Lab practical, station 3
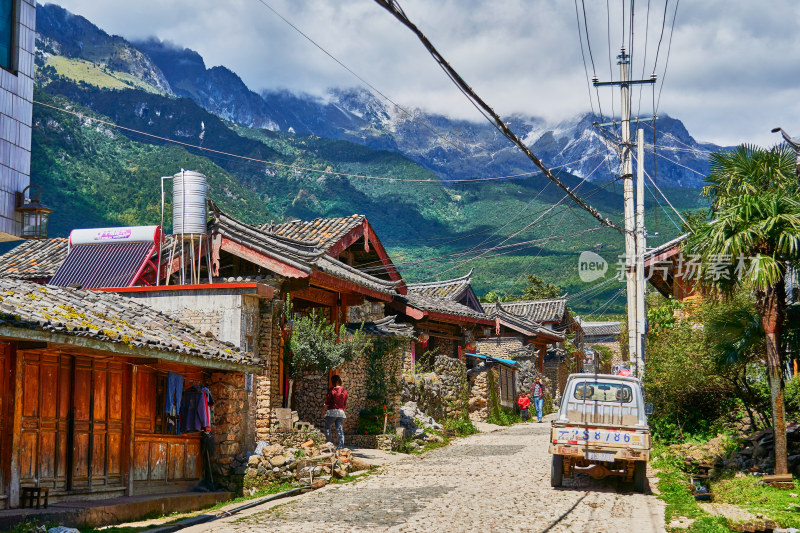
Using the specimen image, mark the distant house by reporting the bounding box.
[577,319,622,368]
[643,234,694,301]
[481,297,582,397]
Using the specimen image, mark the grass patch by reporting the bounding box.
[712,475,800,528]
[44,56,165,94]
[651,443,731,532]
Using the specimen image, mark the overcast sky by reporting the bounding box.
[47,0,800,146]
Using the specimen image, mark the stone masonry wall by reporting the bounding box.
[347,301,385,323]
[467,363,490,420]
[467,364,509,421]
[293,339,406,440]
[209,371,248,493]
[401,354,468,422]
[255,298,284,443]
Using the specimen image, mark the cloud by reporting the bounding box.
[45,0,800,146]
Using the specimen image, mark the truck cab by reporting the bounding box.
[549,373,651,492]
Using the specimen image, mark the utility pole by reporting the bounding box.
[593,49,656,378]
[636,128,646,378]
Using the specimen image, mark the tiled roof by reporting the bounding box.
[489,306,564,341]
[400,292,491,322]
[0,279,257,369]
[643,233,689,261]
[482,298,567,324]
[210,202,399,295]
[0,238,68,280]
[262,215,365,251]
[346,315,414,337]
[406,269,474,300]
[580,321,621,337]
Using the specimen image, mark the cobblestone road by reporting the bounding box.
[188,421,665,533]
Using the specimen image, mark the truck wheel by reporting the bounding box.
[633,461,647,493]
[551,454,563,487]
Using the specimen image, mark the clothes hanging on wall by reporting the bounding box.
[180,386,207,433]
[165,372,184,415]
[200,387,214,431]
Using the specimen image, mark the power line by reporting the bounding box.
[250,0,468,157]
[372,0,622,234]
[656,0,680,113]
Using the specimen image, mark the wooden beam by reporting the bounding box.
[310,271,392,301]
[15,341,47,350]
[126,365,137,496]
[0,326,261,373]
[220,237,310,279]
[292,286,338,307]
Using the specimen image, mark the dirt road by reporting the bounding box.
[185,419,665,533]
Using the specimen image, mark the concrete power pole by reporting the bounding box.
[618,51,637,371]
[593,49,655,377]
[636,129,646,377]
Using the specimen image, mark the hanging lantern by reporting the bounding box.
[418,331,429,349]
[16,185,52,240]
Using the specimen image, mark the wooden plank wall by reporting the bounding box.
[2,346,209,505]
[132,365,204,492]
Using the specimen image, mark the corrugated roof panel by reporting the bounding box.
[49,242,156,289]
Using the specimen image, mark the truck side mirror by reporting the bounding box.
[645,402,654,416]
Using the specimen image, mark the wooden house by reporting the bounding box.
[400,272,494,370]
[0,279,257,509]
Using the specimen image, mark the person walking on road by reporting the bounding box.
[517,391,531,422]
[531,377,545,423]
[323,375,347,448]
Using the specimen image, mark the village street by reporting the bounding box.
[186,418,665,533]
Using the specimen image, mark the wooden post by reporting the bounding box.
[538,344,546,374]
[8,345,22,508]
[127,365,137,496]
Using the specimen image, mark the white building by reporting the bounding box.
[0,0,36,241]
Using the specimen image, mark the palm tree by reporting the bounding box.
[687,144,800,475]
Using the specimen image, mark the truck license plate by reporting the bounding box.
[586,451,616,462]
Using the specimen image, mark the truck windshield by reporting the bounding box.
[573,381,633,403]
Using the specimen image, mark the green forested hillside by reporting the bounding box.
[30,81,705,314]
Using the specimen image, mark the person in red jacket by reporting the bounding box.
[322,375,348,448]
[517,391,531,422]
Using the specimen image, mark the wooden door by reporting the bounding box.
[71,356,125,490]
[19,351,71,492]
[0,343,9,500]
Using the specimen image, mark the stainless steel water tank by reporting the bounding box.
[172,170,207,235]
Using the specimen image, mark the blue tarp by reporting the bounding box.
[465,352,519,368]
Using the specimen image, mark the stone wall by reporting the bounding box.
[209,371,249,493]
[467,363,491,420]
[347,301,385,323]
[255,298,284,443]
[401,354,468,422]
[292,338,406,437]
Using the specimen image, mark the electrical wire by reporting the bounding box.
[372,0,622,234]
[34,99,599,185]
[655,0,680,113]
[250,0,468,157]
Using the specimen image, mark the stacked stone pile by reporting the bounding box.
[670,425,800,476]
[398,401,445,450]
[244,440,370,491]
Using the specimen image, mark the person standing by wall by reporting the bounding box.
[323,375,348,448]
[517,391,531,422]
[531,377,545,423]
